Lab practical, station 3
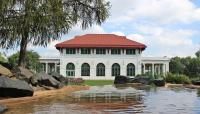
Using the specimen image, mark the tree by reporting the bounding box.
[169,57,184,74]
[0,0,110,67]
[187,58,200,77]
[196,50,200,57]
[8,50,41,71]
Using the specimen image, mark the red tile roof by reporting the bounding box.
[55,34,146,50]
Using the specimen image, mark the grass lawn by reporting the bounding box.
[83,80,114,86]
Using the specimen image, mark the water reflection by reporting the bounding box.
[4,84,200,114]
[72,85,144,104]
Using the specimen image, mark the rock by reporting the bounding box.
[192,80,200,85]
[0,104,7,113]
[114,75,130,84]
[130,76,151,85]
[0,65,13,77]
[36,72,64,89]
[0,62,12,70]
[153,79,165,86]
[0,76,34,97]
[50,72,68,84]
[12,67,34,83]
[30,76,38,86]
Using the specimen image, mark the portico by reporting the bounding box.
[39,57,60,74]
[142,57,169,77]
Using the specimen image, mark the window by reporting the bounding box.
[81,63,90,76]
[96,63,105,76]
[111,49,121,55]
[66,48,76,54]
[66,63,75,76]
[81,48,91,54]
[112,63,120,76]
[96,48,106,54]
[127,63,135,76]
[126,49,136,55]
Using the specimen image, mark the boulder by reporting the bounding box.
[0,76,34,97]
[12,67,34,83]
[153,79,165,86]
[192,80,200,85]
[50,72,68,84]
[0,65,13,77]
[0,62,12,70]
[130,76,151,85]
[0,104,7,114]
[30,76,38,86]
[114,75,130,84]
[36,72,64,89]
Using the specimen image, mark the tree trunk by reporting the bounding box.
[18,34,28,67]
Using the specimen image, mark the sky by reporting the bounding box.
[2,0,200,58]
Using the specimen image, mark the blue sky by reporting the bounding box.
[2,0,200,58]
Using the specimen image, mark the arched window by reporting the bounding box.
[112,63,120,76]
[127,63,135,76]
[96,63,105,76]
[66,63,75,76]
[81,63,90,76]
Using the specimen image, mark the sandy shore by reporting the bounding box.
[0,85,89,107]
[165,83,200,89]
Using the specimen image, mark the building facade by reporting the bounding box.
[40,34,170,80]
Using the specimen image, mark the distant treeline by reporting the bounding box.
[170,50,200,78]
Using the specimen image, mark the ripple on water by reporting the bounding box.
[4,85,200,114]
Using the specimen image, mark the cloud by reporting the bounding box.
[111,31,125,36]
[127,34,146,44]
[126,25,198,57]
[108,0,200,24]
[36,25,106,57]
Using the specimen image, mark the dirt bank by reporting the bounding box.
[0,85,89,107]
[165,83,200,89]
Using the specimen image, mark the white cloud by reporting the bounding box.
[108,0,200,24]
[135,25,198,57]
[37,25,106,57]
[127,34,146,44]
[111,31,125,36]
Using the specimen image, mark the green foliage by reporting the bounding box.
[0,53,7,63]
[154,74,164,79]
[8,50,42,71]
[196,50,200,57]
[0,0,110,48]
[169,57,184,74]
[170,56,200,78]
[165,73,191,84]
[0,0,110,66]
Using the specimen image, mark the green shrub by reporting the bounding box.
[165,73,191,84]
[154,74,164,79]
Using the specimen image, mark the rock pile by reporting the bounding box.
[0,65,68,98]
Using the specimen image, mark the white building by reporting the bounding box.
[40,34,170,80]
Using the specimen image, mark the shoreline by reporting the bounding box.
[165,83,200,89]
[0,85,89,107]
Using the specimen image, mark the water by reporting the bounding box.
[4,85,200,114]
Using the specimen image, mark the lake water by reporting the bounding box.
[4,84,200,114]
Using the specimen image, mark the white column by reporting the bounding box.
[162,63,165,76]
[143,63,146,74]
[152,63,154,78]
[166,63,169,72]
